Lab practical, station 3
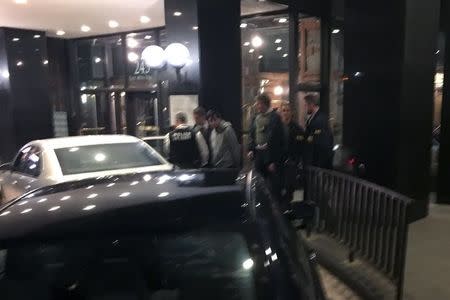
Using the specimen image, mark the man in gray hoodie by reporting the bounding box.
[206,110,241,168]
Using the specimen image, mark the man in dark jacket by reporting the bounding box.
[207,110,241,168]
[248,93,284,199]
[164,112,209,169]
[303,94,334,169]
[193,106,211,142]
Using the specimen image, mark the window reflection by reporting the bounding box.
[126,31,158,89]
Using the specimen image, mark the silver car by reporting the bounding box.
[0,135,172,204]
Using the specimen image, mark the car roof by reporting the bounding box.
[29,135,142,150]
[0,170,246,242]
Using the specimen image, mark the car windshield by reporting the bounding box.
[0,232,256,300]
[54,142,166,175]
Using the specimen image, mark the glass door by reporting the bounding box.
[127,92,159,137]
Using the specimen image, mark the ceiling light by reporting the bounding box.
[108,20,119,28]
[173,11,182,17]
[276,46,282,51]
[251,36,263,48]
[243,42,250,46]
[278,18,288,23]
[12,38,20,42]
[274,85,284,96]
[33,34,41,39]
[128,52,139,62]
[144,35,152,40]
[94,57,102,63]
[14,0,27,4]
[56,30,65,36]
[240,23,248,28]
[16,61,23,67]
[249,48,255,53]
[192,26,198,30]
[43,59,48,65]
[81,25,91,32]
[140,16,151,23]
[274,39,282,44]
[127,38,139,48]
[258,55,263,59]
[283,53,288,58]
[332,29,340,34]
[1,71,10,79]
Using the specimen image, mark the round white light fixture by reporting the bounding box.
[144,35,152,40]
[274,86,284,96]
[140,16,151,23]
[251,36,263,48]
[142,45,166,69]
[33,34,41,39]
[1,71,10,79]
[127,38,139,48]
[94,57,102,63]
[240,23,248,28]
[81,25,91,32]
[276,46,282,51]
[243,42,250,46]
[332,29,340,34]
[242,258,254,270]
[249,48,255,53]
[43,59,49,65]
[12,37,20,42]
[128,52,139,62]
[283,53,288,58]
[108,20,119,28]
[165,43,190,68]
[16,60,23,67]
[258,55,263,59]
[173,11,182,17]
[56,30,65,36]
[274,38,282,44]
[278,18,288,23]
[192,26,198,31]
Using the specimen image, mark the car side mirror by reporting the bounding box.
[0,163,12,172]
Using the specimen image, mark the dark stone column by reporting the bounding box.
[164,0,242,136]
[0,28,53,162]
[437,0,450,204]
[343,0,440,219]
[197,0,242,136]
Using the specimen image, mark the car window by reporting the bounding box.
[54,142,166,175]
[12,146,42,177]
[0,232,257,300]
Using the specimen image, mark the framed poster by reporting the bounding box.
[169,95,199,126]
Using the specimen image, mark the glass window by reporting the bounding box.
[241,14,290,132]
[0,232,256,300]
[12,146,41,177]
[77,35,125,90]
[54,142,166,175]
[298,16,321,86]
[126,31,159,89]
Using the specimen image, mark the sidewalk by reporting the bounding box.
[403,204,450,300]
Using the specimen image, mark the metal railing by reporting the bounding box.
[305,167,413,300]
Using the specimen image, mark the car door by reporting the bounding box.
[0,146,43,204]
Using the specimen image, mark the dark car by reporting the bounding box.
[0,170,324,300]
